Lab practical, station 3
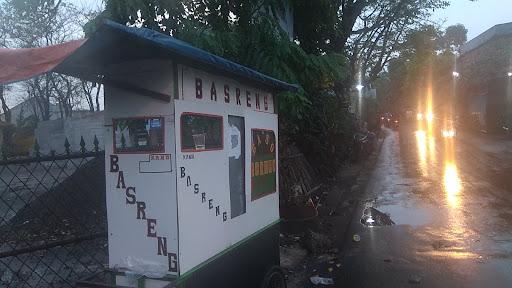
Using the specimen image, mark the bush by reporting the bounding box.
[288,92,356,176]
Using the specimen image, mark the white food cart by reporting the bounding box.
[52,21,297,288]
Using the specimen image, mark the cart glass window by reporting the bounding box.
[251,129,276,201]
[181,113,223,151]
[113,117,164,153]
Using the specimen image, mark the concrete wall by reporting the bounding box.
[1,99,60,125]
[34,111,104,154]
[459,36,512,85]
[459,35,512,130]
[466,94,487,130]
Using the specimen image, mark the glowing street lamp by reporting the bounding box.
[452,71,460,78]
[356,84,364,91]
[426,112,434,123]
[507,72,512,77]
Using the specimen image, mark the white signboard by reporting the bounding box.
[179,65,276,113]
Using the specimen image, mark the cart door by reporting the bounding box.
[175,100,231,273]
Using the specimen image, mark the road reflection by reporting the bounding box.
[414,129,438,177]
[415,128,462,207]
[415,130,428,175]
[439,159,474,259]
[442,136,460,206]
[428,136,437,166]
[444,162,461,208]
[413,128,475,260]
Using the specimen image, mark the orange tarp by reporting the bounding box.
[0,39,86,85]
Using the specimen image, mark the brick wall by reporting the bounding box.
[458,35,512,131]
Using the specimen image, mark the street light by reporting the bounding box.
[356,84,364,91]
[507,72,512,77]
[452,71,460,78]
[426,112,434,123]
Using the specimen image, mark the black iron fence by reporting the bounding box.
[0,137,107,287]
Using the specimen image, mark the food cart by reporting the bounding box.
[30,21,297,287]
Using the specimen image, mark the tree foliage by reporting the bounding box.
[377,24,468,113]
[0,0,80,47]
[440,24,467,50]
[104,0,345,125]
[100,0,452,169]
[348,0,449,85]
[101,0,354,170]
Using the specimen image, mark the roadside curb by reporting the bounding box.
[336,131,387,254]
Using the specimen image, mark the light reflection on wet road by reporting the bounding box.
[338,126,512,287]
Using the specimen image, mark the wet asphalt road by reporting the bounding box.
[337,126,512,287]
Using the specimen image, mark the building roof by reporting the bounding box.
[0,20,298,93]
[461,22,512,55]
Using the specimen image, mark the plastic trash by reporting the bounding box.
[408,275,422,284]
[123,256,168,279]
[310,276,334,285]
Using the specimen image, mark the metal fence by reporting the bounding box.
[0,137,107,287]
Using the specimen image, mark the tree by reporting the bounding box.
[289,0,448,110]
[291,0,339,54]
[0,85,15,154]
[98,0,452,170]
[379,24,468,113]
[104,0,186,34]
[1,0,72,47]
[0,19,11,129]
[104,0,344,115]
[81,81,102,112]
[440,24,467,50]
[101,0,351,170]
[347,0,449,86]
[0,86,9,123]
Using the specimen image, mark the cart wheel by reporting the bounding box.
[261,266,287,288]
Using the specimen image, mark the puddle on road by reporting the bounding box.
[378,203,435,227]
[360,197,436,228]
[360,206,395,227]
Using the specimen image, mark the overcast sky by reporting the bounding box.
[432,0,512,40]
